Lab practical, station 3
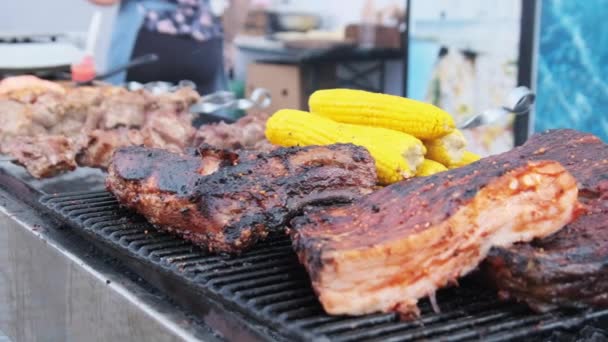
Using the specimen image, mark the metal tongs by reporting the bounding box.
[126,79,197,93]
[76,54,159,86]
[458,86,535,129]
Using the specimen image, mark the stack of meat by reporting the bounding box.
[105,128,608,319]
[193,110,273,152]
[291,129,607,317]
[0,80,198,177]
[0,76,272,178]
[484,129,608,312]
[4,76,606,320]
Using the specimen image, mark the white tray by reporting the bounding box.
[0,42,84,72]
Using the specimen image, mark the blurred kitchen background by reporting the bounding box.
[0,0,606,158]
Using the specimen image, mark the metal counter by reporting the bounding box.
[1,163,608,342]
[0,187,220,342]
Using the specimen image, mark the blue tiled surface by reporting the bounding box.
[535,0,608,142]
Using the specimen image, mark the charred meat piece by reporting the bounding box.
[2,118,195,178]
[146,87,200,114]
[76,128,145,169]
[28,92,66,129]
[291,158,580,317]
[0,99,45,144]
[2,120,194,177]
[62,85,103,118]
[76,112,195,171]
[0,86,259,179]
[484,129,608,312]
[1,135,77,178]
[142,109,195,153]
[0,85,199,176]
[107,144,377,253]
[193,111,273,151]
[0,78,275,179]
[0,75,66,95]
[0,79,199,143]
[16,85,103,136]
[97,87,148,129]
[2,85,67,130]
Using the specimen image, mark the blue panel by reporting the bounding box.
[407,38,441,101]
[535,0,608,142]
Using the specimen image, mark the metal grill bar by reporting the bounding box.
[39,191,608,341]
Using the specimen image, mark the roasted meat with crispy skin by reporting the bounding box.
[291,158,580,317]
[483,129,608,312]
[106,144,377,253]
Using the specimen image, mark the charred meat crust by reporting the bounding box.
[293,157,550,281]
[106,143,377,253]
[291,158,579,316]
[484,129,608,311]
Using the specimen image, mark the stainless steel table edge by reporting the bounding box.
[0,189,222,342]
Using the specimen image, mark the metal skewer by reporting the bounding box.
[189,88,271,114]
[458,86,535,130]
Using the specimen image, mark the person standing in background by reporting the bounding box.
[90,0,249,98]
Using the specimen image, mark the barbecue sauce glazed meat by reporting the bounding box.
[484,129,608,311]
[107,144,377,253]
[292,149,579,317]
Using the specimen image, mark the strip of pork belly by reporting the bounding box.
[291,160,580,317]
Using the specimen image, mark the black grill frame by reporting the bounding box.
[36,190,608,342]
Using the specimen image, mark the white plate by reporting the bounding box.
[0,42,85,71]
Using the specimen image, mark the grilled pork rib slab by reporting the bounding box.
[484,129,608,311]
[107,144,377,253]
[292,159,579,317]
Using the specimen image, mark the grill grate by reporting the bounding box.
[40,191,608,341]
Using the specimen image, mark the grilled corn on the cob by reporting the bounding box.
[424,129,467,166]
[416,159,448,177]
[448,151,481,168]
[265,109,426,184]
[309,88,455,140]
